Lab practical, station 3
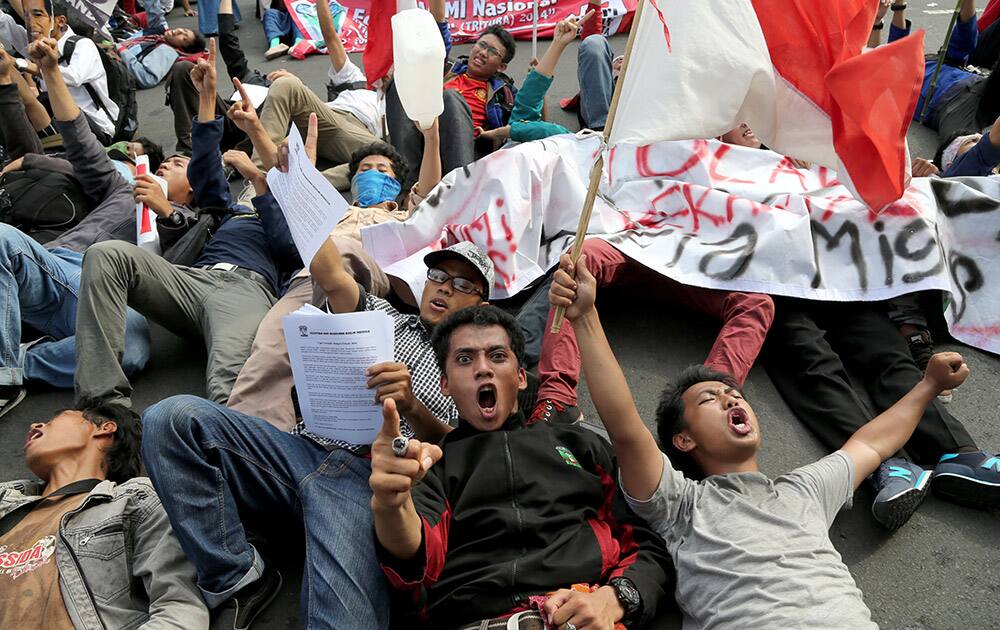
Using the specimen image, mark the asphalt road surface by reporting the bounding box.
[1,2,997,628]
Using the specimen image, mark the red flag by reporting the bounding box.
[363,0,395,88]
[611,0,925,210]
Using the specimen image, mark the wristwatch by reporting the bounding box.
[165,210,185,227]
[609,577,642,625]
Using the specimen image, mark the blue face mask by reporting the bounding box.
[351,170,401,208]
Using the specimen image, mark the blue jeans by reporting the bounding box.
[262,8,304,43]
[141,395,390,629]
[198,0,241,36]
[578,34,613,130]
[0,225,149,388]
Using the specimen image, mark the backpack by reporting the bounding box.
[0,169,94,244]
[61,35,139,143]
[449,55,517,125]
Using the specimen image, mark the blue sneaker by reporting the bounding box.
[869,458,931,531]
[931,451,1000,509]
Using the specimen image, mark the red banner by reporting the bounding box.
[304,0,636,53]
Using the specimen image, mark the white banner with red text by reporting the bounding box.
[361,132,1000,355]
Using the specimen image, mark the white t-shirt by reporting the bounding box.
[49,28,119,138]
[625,451,876,630]
[326,58,383,138]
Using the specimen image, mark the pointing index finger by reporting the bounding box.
[208,37,217,65]
[380,398,402,439]
[233,77,251,108]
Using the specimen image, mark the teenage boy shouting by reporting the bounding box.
[548,253,970,628]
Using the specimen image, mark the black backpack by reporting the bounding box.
[0,169,93,243]
[61,35,139,143]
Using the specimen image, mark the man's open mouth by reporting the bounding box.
[728,407,752,436]
[430,298,448,312]
[24,428,43,449]
[477,384,497,416]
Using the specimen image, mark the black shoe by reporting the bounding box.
[530,398,583,425]
[212,565,283,630]
[0,385,26,419]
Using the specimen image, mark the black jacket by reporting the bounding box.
[379,412,674,628]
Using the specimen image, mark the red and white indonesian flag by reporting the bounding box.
[609,0,926,211]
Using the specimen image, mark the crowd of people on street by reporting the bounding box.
[0,0,998,627]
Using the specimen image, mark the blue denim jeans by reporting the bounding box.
[141,395,390,629]
[0,225,149,388]
[578,34,614,130]
[262,8,304,43]
[197,0,241,36]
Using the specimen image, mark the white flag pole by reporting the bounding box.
[532,0,539,60]
[550,0,648,333]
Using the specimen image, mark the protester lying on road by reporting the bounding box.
[74,39,300,408]
[386,0,517,182]
[934,116,1000,176]
[138,243,493,629]
[762,297,1000,529]
[371,305,674,629]
[227,85,444,429]
[549,251,972,627]
[0,402,208,629]
[252,0,382,190]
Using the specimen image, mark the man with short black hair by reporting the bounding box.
[0,403,208,629]
[386,0,518,178]
[549,251,973,628]
[226,114,444,429]
[371,304,673,629]
[140,241,493,629]
[21,1,118,144]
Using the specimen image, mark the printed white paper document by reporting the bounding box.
[282,307,394,444]
[229,83,269,109]
[267,125,350,266]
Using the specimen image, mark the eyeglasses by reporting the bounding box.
[427,268,482,295]
[474,40,503,60]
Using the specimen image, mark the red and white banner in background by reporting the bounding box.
[361,133,1000,355]
[312,0,635,53]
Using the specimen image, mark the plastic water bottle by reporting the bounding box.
[392,8,445,130]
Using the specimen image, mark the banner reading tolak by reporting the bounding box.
[305,0,635,52]
[361,133,1000,355]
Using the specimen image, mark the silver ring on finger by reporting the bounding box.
[391,436,409,458]
[565,623,577,630]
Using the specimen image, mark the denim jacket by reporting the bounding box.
[0,478,209,630]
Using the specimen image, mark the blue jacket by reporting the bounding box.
[942,132,1000,177]
[891,16,980,125]
[179,117,301,295]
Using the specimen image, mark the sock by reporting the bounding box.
[269,37,280,48]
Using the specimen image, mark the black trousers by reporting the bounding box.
[167,13,251,153]
[934,56,1000,140]
[762,298,976,466]
[166,60,247,154]
[385,82,480,186]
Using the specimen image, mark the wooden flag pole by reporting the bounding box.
[550,0,648,333]
[919,0,964,122]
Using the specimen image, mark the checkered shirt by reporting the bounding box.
[292,288,458,453]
